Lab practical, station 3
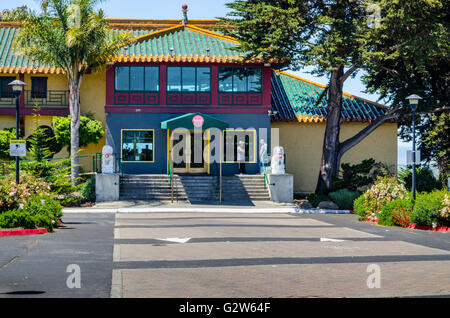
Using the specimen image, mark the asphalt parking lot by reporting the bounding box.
[1,212,449,298]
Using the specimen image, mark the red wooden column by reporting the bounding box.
[210,65,218,106]
[19,73,26,137]
[105,65,115,106]
[262,66,271,108]
[159,64,167,106]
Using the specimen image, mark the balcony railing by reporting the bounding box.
[0,95,15,107]
[24,90,69,108]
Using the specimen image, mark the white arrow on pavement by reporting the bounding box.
[320,238,347,242]
[156,237,191,244]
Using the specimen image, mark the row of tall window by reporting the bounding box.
[114,66,262,93]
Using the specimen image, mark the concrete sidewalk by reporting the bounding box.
[62,200,351,214]
[63,200,298,213]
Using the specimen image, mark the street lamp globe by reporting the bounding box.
[8,79,26,96]
[406,94,422,111]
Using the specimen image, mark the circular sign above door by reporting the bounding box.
[192,115,204,128]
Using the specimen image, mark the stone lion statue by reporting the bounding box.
[271,146,285,174]
[102,145,114,174]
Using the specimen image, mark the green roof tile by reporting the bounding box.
[271,71,389,122]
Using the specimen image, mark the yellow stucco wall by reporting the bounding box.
[78,70,106,170]
[0,116,16,130]
[0,71,106,171]
[271,121,398,193]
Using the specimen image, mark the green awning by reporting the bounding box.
[160,113,229,130]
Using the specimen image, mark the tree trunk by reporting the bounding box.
[69,76,82,184]
[316,65,344,193]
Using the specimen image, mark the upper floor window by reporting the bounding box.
[218,67,262,93]
[167,66,211,92]
[0,77,16,98]
[31,77,48,99]
[115,66,159,92]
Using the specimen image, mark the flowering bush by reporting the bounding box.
[0,172,51,213]
[0,195,62,232]
[357,176,409,219]
[412,190,450,227]
[378,199,414,227]
[440,193,450,220]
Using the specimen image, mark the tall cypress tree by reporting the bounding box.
[220,0,447,193]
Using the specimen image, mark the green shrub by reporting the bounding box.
[27,105,56,161]
[27,195,63,219]
[331,159,396,193]
[0,195,62,232]
[398,166,441,192]
[353,194,366,218]
[378,199,413,227]
[377,207,394,226]
[19,158,84,207]
[412,190,450,227]
[0,128,16,160]
[80,176,96,202]
[328,189,360,210]
[53,113,104,153]
[0,210,39,230]
[20,158,75,193]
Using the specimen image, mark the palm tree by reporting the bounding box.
[6,0,134,182]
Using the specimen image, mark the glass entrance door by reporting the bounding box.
[169,130,208,174]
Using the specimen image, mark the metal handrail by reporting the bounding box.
[212,161,222,203]
[213,162,219,190]
[261,155,270,189]
[168,157,174,203]
[0,153,103,175]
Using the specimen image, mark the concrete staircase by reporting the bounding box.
[119,174,270,202]
[221,175,271,201]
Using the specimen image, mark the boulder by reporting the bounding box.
[317,201,339,210]
[296,200,313,209]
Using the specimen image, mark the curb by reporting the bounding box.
[63,207,299,213]
[408,224,450,233]
[292,209,351,214]
[0,228,48,237]
[62,207,352,214]
[365,218,450,233]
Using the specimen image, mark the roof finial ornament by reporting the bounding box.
[182,4,188,27]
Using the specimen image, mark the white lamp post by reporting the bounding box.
[406,94,422,200]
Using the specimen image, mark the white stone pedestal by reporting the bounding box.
[268,173,294,203]
[95,173,120,202]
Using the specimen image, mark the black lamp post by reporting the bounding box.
[8,79,26,184]
[406,94,422,201]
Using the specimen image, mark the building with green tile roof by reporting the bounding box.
[0,16,397,194]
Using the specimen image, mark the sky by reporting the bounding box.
[3,0,412,165]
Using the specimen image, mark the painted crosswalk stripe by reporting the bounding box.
[320,238,347,242]
[155,237,191,243]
